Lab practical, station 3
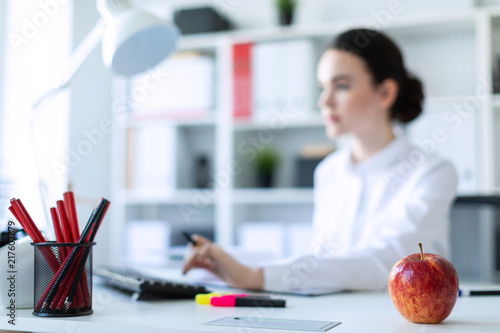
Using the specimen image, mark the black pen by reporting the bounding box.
[459,286,500,296]
[182,230,197,246]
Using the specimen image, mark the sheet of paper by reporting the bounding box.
[272,288,343,296]
[205,316,341,332]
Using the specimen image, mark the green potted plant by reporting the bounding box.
[253,147,281,187]
[275,0,297,26]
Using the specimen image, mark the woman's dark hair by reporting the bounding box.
[330,28,423,124]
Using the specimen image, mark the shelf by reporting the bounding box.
[233,113,324,131]
[229,96,478,129]
[379,11,475,37]
[176,10,476,51]
[483,5,500,18]
[422,95,483,112]
[119,188,315,205]
[120,97,474,128]
[118,189,216,205]
[177,33,225,51]
[232,188,314,204]
[425,95,476,105]
[124,114,217,128]
[492,94,500,108]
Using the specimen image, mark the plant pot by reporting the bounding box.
[256,173,274,188]
[279,12,294,26]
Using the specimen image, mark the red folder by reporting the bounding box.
[233,43,252,119]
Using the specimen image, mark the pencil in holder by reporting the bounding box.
[32,242,95,317]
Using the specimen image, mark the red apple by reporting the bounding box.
[388,243,459,324]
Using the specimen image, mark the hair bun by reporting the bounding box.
[331,29,424,124]
[392,73,424,124]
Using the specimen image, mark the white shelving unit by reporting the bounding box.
[109,6,500,264]
[231,188,314,205]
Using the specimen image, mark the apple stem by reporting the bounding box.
[418,243,424,260]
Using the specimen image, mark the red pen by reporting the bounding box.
[50,207,64,243]
[56,200,73,242]
[63,191,80,241]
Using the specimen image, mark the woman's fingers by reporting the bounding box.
[182,242,214,274]
[182,245,200,274]
[196,243,212,261]
[182,239,264,289]
[182,252,194,274]
[191,234,211,245]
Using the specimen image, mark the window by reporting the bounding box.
[0,0,71,231]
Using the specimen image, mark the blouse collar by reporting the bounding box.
[344,135,409,177]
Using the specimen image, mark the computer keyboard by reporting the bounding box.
[94,266,210,300]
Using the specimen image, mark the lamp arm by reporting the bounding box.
[32,18,106,109]
[30,18,105,227]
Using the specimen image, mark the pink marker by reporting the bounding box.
[210,295,286,307]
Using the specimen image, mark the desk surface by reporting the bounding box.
[1,284,500,333]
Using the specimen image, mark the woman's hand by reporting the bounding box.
[182,234,264,290]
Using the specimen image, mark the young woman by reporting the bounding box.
[182,28,458,292]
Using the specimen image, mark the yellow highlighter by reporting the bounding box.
[195,292,228,305]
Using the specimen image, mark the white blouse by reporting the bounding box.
[262,135,458,292]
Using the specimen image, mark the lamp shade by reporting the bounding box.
[99,0,179,77]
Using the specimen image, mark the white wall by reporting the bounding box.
[0,1,7,226]
[69,1,113,265]
[0,1,6,161]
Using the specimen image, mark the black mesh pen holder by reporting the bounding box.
[32,242,95,317]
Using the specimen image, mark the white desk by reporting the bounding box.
[1,284,500,333]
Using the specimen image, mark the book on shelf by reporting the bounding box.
[125,220,171,266]
[252,38,316,121]
[406,107,477,193]
[126,125,177,192]
[233,43,253,119]
[131,51,214,120]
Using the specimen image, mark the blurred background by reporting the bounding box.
[1,0,500,283]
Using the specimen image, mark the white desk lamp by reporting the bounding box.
[34,0,179,108]
[31,0,179,222]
